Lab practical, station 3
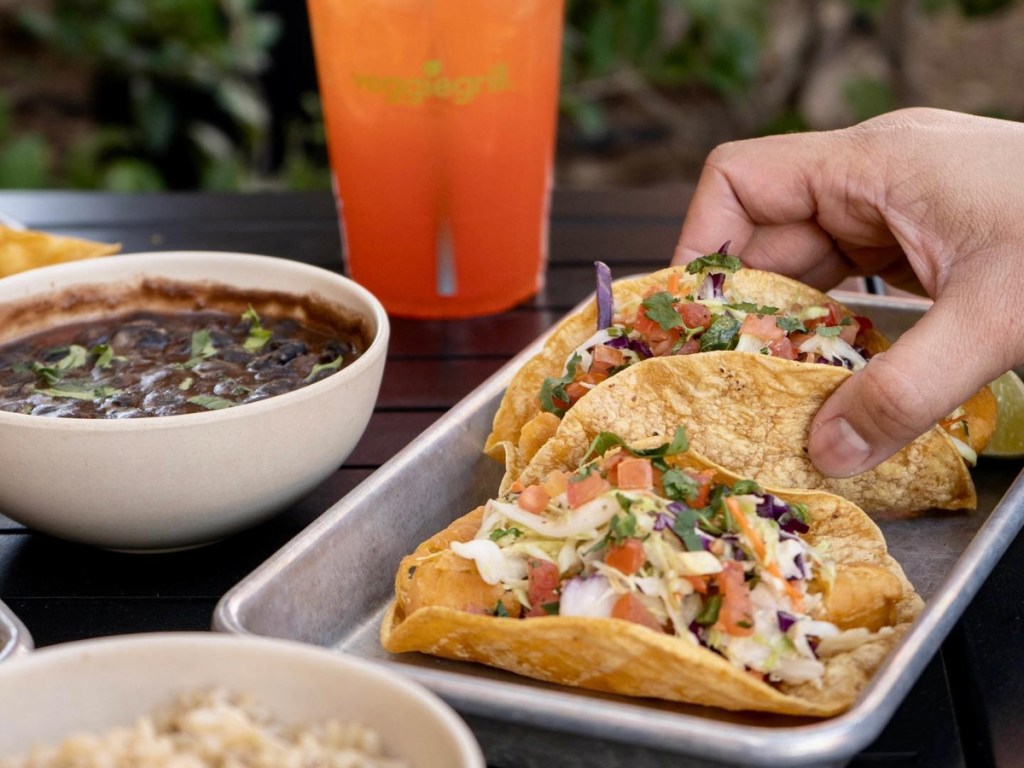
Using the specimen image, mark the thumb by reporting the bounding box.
[808,302,1005,477]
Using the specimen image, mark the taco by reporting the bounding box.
[516,351,976,514]
[485,251,995,498]
[382,431,922,717]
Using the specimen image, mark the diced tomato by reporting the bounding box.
[564,372,606,405]
[599,451,626,486]
[686,469,716,508]
[713,561,755,637]
[788,331,813,348]
[740,313,785,342]
[591,344,625,374]
[648,327,681,357]
[526,559,560,617]
[605,538,647,575]
[540,470,569,498]
[854,315,873,331]
[616,457,653,490]
[676,302,712,331]
[767,336,797,360]
[685,575,710,594]
[839,317,860,345]
[826,301,845,326]
[566,471,610,508]
[611,593,663,632]
[632,310,659,337]
[517,484,550,515]
[676,338,701,355]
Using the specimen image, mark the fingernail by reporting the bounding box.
[810,417,873,478]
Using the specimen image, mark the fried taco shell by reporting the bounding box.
[516,352,975,513]
[485,265,889,470]
[486,262,992,499]
[0,226,120,279]
[383,442,922,717]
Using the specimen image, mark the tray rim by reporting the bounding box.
[214,291,1024,766]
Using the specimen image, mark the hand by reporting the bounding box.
[672,107,1024,477]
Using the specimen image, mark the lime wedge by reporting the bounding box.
[982,370,1024,458]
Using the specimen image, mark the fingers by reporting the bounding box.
[808,296,1009,476]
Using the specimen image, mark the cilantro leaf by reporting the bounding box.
[662,468,699,503]
[493,601,509,618]
[541,602,560,616]
[186,329,218,367]
[789,502,810,526]
[305,355,344,383]
[489,527,523,542]
[90,343,116,369]
[36,383,122,401]
[539,353,582,417]
[730,479,763,496]
[684,252,742,275]
[776,316,807,334]
[641,292,684,332]
[242,305,272,352]
[699,314,741,352]
[187,395,236,410]
[672,507,706,551]
[608,511,637,543]
[582,426,689,464]
[816,325,843,338]
[55,345,88,371]
[727,301,779,315]
[695,594,722,626]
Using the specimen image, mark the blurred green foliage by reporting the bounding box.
[6,0,282,190]
[0,0,1016,190]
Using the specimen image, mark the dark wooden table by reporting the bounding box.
[0,189,1021,768]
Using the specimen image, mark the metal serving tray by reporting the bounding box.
[215,294,1024,768]
[0,598,33,663]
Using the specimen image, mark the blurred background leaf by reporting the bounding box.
[0,0,1021,191]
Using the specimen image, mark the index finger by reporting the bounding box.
[671,133,837,265]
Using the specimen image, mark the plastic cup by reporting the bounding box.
[306,0,564,318]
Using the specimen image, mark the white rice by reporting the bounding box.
[0,689,407,768]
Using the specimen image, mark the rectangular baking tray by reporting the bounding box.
[0,598,33,663]
[215,293,1024,768]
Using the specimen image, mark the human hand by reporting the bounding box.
[672,107,1024,477]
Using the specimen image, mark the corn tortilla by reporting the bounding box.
[514,353,975,513]
[382,445,922,717]
[0,226,120,279]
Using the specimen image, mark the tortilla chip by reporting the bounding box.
[516,353,975,513]
[0,226,120,279]
[383,447,922,717]
[484,265,889,466]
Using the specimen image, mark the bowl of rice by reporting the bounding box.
[0,633,484,768]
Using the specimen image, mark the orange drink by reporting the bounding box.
[306,0,564,318]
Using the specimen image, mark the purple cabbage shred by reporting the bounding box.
[777,611,797,632]
[756,494,810,534]
[595,261,613,330]
[697,272,726,302]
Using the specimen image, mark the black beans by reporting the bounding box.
[0,308,364,418]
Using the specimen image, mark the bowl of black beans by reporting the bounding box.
[0,251,389,550]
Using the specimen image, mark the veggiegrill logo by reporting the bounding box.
[352,59,511,106]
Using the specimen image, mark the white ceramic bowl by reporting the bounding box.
[0,633,484,767]
[0,251,389,550]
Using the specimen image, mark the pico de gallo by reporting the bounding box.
[539,247,875,418]
[452,428,873,687]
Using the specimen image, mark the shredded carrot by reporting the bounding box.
[725,497,805,613]
[668,271,681,296]
[727,497,766,561]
